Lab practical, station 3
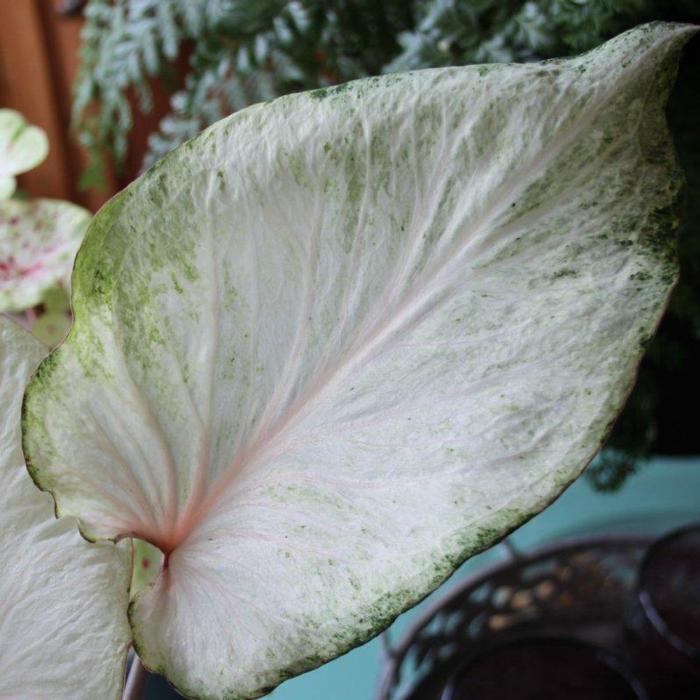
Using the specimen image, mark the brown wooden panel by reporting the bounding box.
[35,0,119,211]
[0,0,73,200]
[0,1,186,212]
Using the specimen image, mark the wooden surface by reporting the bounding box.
[0,0,175,212]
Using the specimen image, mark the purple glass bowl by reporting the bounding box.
[626,523,700,696]
[440,638,647,700]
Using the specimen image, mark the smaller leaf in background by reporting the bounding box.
[34,286,73,348]
[131,539,164,597]
[40,284,71,314]
[0,199,91,313]
[0,109,49,200]
[0,317,132,700]
[31,312,71,348]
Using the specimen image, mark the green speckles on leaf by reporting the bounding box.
[309,82,354,101]
[222,267,238,312]
[216,170,226,193]
[72,194,129,312]
[149,174,170,208]
[181,257,199,283]
[171,273,184,295]
[630,270,652,283]
[551,268,578,279]
[287,148,310,189]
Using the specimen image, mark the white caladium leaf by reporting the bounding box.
[0,198,91,312]
[22,23,695,700]
[0,109,49,200]
[0,318,131,699]
[0,178,15,202]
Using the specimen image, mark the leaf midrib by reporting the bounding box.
[147,51,647,554]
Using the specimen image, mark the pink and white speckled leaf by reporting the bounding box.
[22,24,695,700]
[0,198,91,312]
[0,110,48,200]
[0,318,132,700]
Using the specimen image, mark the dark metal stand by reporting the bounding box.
[376,534,653,700]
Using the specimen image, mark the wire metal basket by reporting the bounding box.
[376,534,653,700]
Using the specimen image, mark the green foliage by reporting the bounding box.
[386,0,655,72]
[73,0,231,174]
[75,0,665,171]
[74,0,700,491]
[74,1,415,172]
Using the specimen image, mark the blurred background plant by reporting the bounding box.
[0,109,90,347]
[42,0,700,488]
